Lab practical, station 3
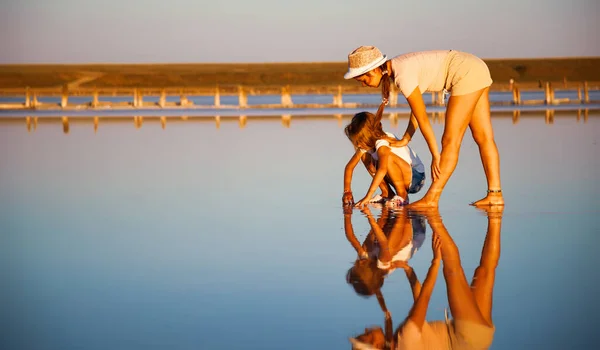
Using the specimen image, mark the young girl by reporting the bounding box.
[343,109,426,207]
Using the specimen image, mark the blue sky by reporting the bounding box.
[0,0,598,63]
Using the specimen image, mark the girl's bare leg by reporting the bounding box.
[384,154,412,200]
[409,88,485,208]
[468,88,504,206]
[362,154,395,199]
[425,212,489,325]
[470,206,502,326]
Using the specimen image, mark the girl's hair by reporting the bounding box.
[346,260,386,297]
[344,111,395,150]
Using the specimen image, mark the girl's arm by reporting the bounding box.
[343,211,368,258]
[342,150,363,204]
[355,147,391,207]
[406,88,441,180]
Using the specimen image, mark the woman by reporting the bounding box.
[344,46,504,207]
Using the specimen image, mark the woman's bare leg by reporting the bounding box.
[409,88,485,208]
[470,206,503,326]
[468,88,504,206]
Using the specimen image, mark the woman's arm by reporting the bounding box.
[406,88,439,158]
[406,87,441,180]
[405,233,442,331]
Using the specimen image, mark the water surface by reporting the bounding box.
[1,111,598,349]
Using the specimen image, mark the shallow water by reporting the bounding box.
[1,111,598,349]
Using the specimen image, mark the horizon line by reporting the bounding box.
[1,55,600,66]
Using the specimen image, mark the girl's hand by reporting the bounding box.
[342,191,354,206]
[431,156,441,181]
[354,197,369,207]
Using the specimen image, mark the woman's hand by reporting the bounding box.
[342,191,354,206]
[390,136,410,148]
[431,155,441,182]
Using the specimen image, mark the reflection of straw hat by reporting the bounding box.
[349,337,379,350]
[344,46,388,79]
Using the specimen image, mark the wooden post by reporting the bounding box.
[334,85,343,107]
[509,79,514,91]
[389,83,398,106]
[215,115,221,129]
[335,113,343,127]
[180,93,189,107]
[281,86,293,107]
[281,114,291,128]
[512,110,520,125]
[512,86,521,105]
[92,90,99,108]
[160,116,166,129]
[584,109,589,123]
[32,92,38,108]
[576,109,581,123]
[25,87,31,108]
[159,89,166,108]
[62,116,69,134]
[26,116,31,132]
[545,109,554,124]
[239,115,247,129]
[214,87,221,107]
[137,89,143,107]
[577,84,582,102]
[61,84,68,108]
[563,76,567,89]
[431,92,436,105]
[545,82,554,105]
[389,113,398,127]
[33,117,38,131]
[94,116,99,133]
[133,89,138,107]
[583,81,589,103]
[437,91,445,106]
[238,86,247,108]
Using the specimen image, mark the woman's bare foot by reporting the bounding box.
[470,192,505,206]
[406,198,438,208]
[407,190,441,208]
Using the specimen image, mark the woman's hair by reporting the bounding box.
[344,111,395,150]
[346,259,386,296]
[379,62,391,103]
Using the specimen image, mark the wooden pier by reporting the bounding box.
[1,80,598,111]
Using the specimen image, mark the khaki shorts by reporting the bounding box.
[448,319,496,349]
[445,51,493,96]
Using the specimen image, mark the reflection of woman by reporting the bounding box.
[344,46,504,208]
[350,207,502,349]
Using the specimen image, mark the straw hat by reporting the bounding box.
[344,46,388,79]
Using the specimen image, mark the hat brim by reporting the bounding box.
[344,55,388,80]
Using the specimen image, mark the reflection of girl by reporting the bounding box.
[344,206,425,349]
[345,207,425,296]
